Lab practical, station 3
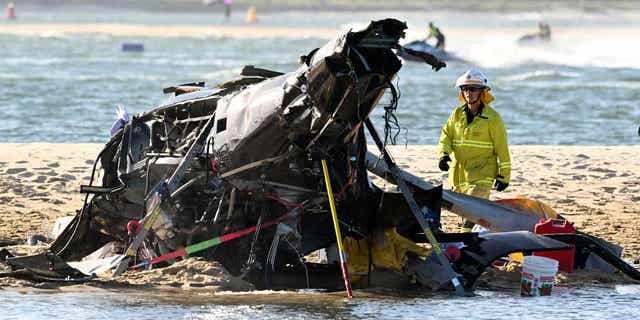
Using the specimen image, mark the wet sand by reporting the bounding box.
[0,143,638,290]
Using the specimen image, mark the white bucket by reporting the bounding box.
[521,255,559,296]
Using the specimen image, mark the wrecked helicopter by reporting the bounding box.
[5,19,635,296]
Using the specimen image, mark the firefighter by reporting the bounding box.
[438,68,511,232]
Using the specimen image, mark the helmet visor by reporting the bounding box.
[460,84,485,91]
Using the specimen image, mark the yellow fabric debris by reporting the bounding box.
[343,228,431,281]
[498,196,559,220]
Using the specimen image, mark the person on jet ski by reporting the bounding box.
[427,22,446,50]
[517,22,551,45]
[538,22,551,40]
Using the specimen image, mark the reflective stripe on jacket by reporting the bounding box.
[438,103,511,187]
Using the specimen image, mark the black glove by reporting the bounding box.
[438,155,451,172]
[494,180,509,192]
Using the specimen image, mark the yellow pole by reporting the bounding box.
[321,159,353,299]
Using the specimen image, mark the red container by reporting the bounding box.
[533,219,575,272]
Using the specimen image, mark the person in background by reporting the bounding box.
[426,22,445,50]
[438,68,511,232]
[224,0,233,18]
[5,2,16,20]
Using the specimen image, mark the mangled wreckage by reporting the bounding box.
[3,19,638,294]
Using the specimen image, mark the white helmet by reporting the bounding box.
[455,68,489,89]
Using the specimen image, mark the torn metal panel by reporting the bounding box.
[455,231,570,289]
[366,151,541,232]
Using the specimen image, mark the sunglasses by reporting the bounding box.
[460,86,483,92]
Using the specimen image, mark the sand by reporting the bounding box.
[0,143,100,247]
[0,143,639,290]
[108,257,254,291]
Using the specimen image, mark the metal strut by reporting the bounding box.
[364,118,466,296]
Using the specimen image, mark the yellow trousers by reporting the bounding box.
[453,183,491,231]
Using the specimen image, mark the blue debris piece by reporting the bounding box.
[121,43,144,52]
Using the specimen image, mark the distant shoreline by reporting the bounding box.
[11,0,640,14]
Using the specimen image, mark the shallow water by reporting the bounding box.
[2,285,640,320]
[1,7,639,144]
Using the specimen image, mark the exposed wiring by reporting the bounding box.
[382,79,402,146]
[283,235,309,289]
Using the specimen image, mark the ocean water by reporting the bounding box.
[1,6,640,145]
[2,285,640,320]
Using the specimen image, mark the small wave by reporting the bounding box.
[499,70,581,82]
[161,59,238,67]
[1,57,65,66]
[2,32,73,40]
[519,80,640,90]
[0,73,167,81]
[615,285,640,295]
[124,57,239,67]
[0,73,21,79]
[193,67,244,79]
[213,289,324,296]
[33,32,71,40]
[77,74,168,81]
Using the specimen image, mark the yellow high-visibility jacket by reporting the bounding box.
[438,103,511,187]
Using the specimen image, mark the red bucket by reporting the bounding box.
[533,219,575,272]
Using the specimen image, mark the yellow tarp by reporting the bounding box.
[497,196,559,220]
